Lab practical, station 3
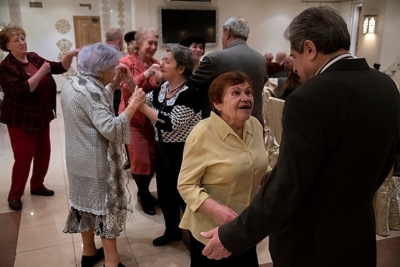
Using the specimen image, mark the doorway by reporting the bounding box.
[73,16,102,48]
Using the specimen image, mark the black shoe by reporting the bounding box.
[30,187,54,196]
[152,233,182,246]
[81,247,104,267]
[137,193,156,215]
[150,195,159,206]
[123,162,130,170]
[102,263,125,267]
[8,199,22,211]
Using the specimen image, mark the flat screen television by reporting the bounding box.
[159,8,218,46]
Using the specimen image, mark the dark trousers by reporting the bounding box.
[7,125,51,200]
[156,141,186,235]
[190,233,259,267]
[113,89,131,167]
[132,173,154,196]
[113,89,121,116]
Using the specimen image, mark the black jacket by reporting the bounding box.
[219,58,400,267]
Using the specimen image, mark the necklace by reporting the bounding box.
[167,80,187,94]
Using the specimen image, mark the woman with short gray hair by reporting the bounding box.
[138,44,201,246]
[61,42,145,267]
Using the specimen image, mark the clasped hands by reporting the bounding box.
[113,65,146,110]
[198,200,236,260]
[144,63,161,80]
[201,227,232,260]
[113,64,134,89]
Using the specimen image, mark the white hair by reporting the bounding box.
[78,42,122,76]
[223,16,250,41]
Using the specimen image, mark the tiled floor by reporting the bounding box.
[0,96,399,267]
[0,95,271,267]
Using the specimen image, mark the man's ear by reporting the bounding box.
[224,28,231,39]
[303,40,317,61]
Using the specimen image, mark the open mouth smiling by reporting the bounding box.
[238,105,251,110]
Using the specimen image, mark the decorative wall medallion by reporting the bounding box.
[56,38,73,53]
[101,0,110,33]
[58,51,66,62]
[55,19,71,34]
[56,38,75,78]
[117,0,125,34]
[8,0,22,27]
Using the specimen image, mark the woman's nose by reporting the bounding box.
[240,94,251,101]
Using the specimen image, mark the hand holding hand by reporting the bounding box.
[117,65,134,86]
[201,227,232,260]
[67,48,80,57]
[127,87,145,109]
[144,63,160,79]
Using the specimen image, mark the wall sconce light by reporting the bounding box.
[362,15,377,34]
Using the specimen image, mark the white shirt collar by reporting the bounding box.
[315,52,353,75]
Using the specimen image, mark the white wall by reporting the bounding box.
[0,0,10,24]
[1,0,135,89]
[379,0,400,84]
[2,0,399,86]
[19,0,101,88]
[356,0,387,66]
[134,0,349,60]
[0,0,10,62]
[108,0,134,39]
[0,0,7,134]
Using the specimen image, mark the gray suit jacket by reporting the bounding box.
[190,40,267,125]
[219,58,400,267]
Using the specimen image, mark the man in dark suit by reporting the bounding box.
[200,6,400,267]
[105,28,123,116]
[190,16,267,126]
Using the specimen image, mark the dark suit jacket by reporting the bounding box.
[218,58,400,267]
[190,40,267,125]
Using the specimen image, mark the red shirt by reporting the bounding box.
[0,52,66,131]
[22,62,54,125]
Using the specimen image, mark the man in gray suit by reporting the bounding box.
[200,6,400,267]
[190,16,267,126]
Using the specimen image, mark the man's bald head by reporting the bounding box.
[264,53,273,63]
[275,52,287,64]
[283,56,295,72]
[105,28,123,51]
